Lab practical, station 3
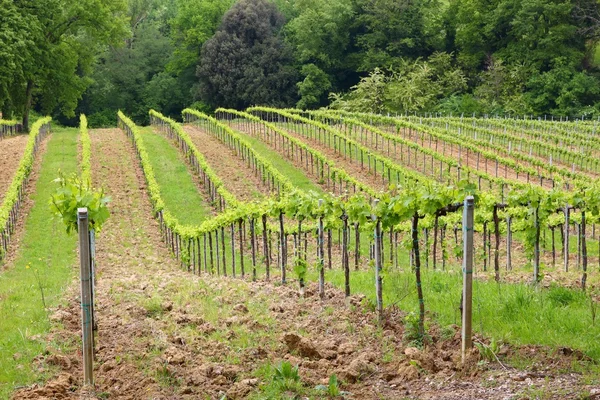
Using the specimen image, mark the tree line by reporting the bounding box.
[1,0,599,129]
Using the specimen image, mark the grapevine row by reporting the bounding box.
[80,114,92,187]
[0,119,20,139]
[310,110,582,186]
[0,117,52,261]
[178,109,295,198]
[215,108,381,198]
[404,116,600,173]
[148,110,240,211]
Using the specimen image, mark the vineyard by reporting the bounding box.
[1,109,600,399]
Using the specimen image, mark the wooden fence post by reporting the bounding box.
[564,204,570,272]
[372,199,383,324]
[461,196,474,363]
[78,208,94,386]
[318,199,325,300]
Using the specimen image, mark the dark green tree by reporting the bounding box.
[80,19,181,126]
[352,0,443,71]
[196,0,298,109]
[285,0,357,108]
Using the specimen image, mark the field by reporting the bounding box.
[1,110,600,400]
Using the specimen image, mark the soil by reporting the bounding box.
[358,123,556,189]
[0,135,31,202]
[11,129,599,399]
[0,135,50,268]
[181,125,271,201]
[230,122,388,193]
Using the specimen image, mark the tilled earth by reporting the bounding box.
[0,134,30,202]
[182,125,272,201]
[0,135,50,268]
[12,129,599,399]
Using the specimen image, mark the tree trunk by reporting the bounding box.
[582,211,588,291]
[342,214,350,296]
[355,223,360,270]
[433,216,439,270]
[493,206,500,282]
[412,213,425,341]
[23,80,34,133]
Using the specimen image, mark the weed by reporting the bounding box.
[403,312,430,348]
[440,325,456,341]
[273,360,300,384]
[155,363,179,388]
[315,374,352,398]
[475,338,500,363]
[141,295,164,318]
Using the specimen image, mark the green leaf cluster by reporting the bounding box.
[49,172,111,234]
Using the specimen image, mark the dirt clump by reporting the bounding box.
[283,332,323,360]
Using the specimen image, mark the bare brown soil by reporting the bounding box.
[368,124,558,189]
[230,122,388,193]
[0,135,50,268]
[0,135,30,202]
[182,125,271,201]
[11,129,598,400]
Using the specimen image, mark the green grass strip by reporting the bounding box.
[0,128,79,397]
[306,264,600,360]
[215,125,323,194]
[80,115,91,186]
[139,127,212,226]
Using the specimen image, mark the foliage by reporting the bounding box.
[315,374,350,397]
[80,114,92,186]
[196,0,298,109]
[0,117,52,256]
[0,0,129,130]
[49,172,111,234]
[168,0,234,74]
[352,0,443,71]
[82,20,182,126]
[296,64,332,109]
[329,54,468,114]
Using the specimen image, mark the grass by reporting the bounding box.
[139,127,212,225]
[141,128,600,363]
[304,257,600,360]
[0,128,79,397]
[228,128,324,194]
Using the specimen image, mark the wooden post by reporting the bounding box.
[318,199,325,300]
[78,208,93,386]
[373,199,383,324]
[342,213,350,296]
[533,206,541,283]
[262,215,269,280]
[505,215,512,270]
[279,212,286,284]
[564,205,570,272]
[461,196,474,363]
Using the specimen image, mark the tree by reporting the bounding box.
[296,64,332,109]
[0,0,129,131]
[0,1,36,119]
[80,20,177,126]
[196,0,298,109]
[329,53,467,114]
[285,0,357,106]
[169,0,234,74]
[352,0,443,71]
